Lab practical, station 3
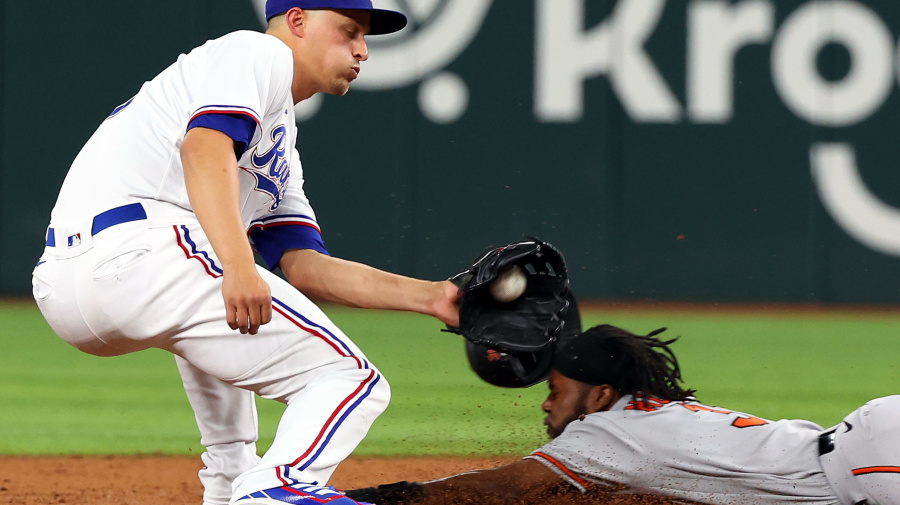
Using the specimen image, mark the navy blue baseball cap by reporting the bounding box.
[266,0,408,35]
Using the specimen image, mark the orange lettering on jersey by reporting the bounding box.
[678,403,769,428]
[625,396,671,412]
[731,416,768,428]
[625,398,770,428]
[626,402,657,412]
[680,404,731,415]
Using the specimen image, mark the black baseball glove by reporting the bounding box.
[445,238,575,355]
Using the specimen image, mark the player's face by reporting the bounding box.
[304,9,370,96]
[541,370,596,439]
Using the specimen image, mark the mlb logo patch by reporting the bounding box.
[67,233,82,247]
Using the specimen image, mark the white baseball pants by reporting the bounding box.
[819,395,900,505]
[32,216,390,505]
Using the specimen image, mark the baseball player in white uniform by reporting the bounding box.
[346,324,900,505]
[31,2,460,505]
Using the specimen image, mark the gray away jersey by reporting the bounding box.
[528,395,839,505]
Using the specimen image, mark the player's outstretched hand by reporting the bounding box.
[222,265,272,334]
[432,280,461,328]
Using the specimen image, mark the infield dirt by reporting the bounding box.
[0,455,683,505]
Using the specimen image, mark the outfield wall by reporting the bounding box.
[4,0,900,303]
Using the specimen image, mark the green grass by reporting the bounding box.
[1,301,898,457]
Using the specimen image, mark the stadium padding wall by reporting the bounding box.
[4,0,900,304]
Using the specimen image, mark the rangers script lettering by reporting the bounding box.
[249,124,291,210]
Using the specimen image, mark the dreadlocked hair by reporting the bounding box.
[612,325,696,402]
[553,324,697,403]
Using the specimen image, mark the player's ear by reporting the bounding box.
[284,7,309,37]
[586,384,620,414]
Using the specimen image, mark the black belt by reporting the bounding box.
[818,428,836,456]
[46,203,147,247]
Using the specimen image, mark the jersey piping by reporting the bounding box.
[527,452,590,492]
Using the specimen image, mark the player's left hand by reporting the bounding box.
[431,280,461,328]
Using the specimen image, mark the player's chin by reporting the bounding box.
[325,83,352,97]
[325,77,353,96]
[545,422,561,439]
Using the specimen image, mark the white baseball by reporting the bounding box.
[489,265,527,302]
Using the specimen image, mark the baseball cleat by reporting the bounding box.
[234,483,369,505]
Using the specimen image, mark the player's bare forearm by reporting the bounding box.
[181,127,272,333]
[280,249,460,326]
[181,128,253,268]
[345,459,572,505]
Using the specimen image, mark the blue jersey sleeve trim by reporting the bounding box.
[249,224,330,269]
[106,97,135,119]
[187,113,258,157]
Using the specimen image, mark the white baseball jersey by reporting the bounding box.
[34,30,389,505]
[528,394,838,504]
[52,30,325,267]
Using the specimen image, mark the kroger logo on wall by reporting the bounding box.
[252,0,492,124]
[254,0,900,259]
